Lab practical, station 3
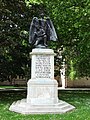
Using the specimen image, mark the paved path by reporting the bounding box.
[0,87,27,92]
[0,87,90,92]
[58,87,90,91]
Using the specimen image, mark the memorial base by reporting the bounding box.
[9,78,75,114]
[9,99,75,114]
[9,48,75,114]
[27,78,58,105]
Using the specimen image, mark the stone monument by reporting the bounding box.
[9,14,75,114]
[60,60,66,89]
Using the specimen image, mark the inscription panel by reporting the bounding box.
[35,55,51,78]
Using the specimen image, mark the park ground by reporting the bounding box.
[0,89,90,120]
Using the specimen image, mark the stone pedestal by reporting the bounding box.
[27,78,58,105]
[27,49,58,105]
[9,48,75,114]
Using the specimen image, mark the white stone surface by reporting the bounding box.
[60,60,66,89]
[27,78,58,105]
[9,48,75,114]
[60,67,65,89]
[9,99,75,114]
[30,48,55,79]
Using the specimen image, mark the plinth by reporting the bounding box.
[9,48,75,114]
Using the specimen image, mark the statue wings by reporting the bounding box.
[46,18,57,41]
[29,17,57,45]
[29,17,39,45]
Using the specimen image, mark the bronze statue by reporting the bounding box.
[29,14,57,48]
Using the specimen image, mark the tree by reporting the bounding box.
[42,0,90,79]
[0,0,44,81]
[0,0,90,82]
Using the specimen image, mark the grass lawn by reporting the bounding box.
[0,86,25,89]
[0,86,16,89]
[0,91,90,120]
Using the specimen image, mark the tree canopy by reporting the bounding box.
[0,0,42,81]
[0,0,90,81]
[40,0,90,79]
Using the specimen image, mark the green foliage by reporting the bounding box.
[0,0,90,81]
[0,0,29,81]
[42,0,90,78]
[69,60,76,80]
[25,0,43,5]
[0,0,39,81]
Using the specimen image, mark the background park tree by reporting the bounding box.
[0,0,44,81]
[41,0,90,79]
[0,0,90,82]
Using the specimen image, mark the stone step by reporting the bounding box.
[9,99,75,114]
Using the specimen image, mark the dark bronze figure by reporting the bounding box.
[29,14,57,48]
